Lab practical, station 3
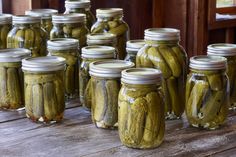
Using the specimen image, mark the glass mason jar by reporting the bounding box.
[47,38,79,99]
[7,15,48,57]
[118,68,165,149]
[50,13,89,52]
[207,44,236,110]
[25,9,58,36]
[124,40,145,64]
[22,56,66,123]
[91,8,130,60]
[186,56,229,130]
[0,48,30,110]
[0,14,12,49]
[87,33,117,47]
[89,60,134,129]
[64,0,95,30]
[136,28,188,120]
[80,46,116,110]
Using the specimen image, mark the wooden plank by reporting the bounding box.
[152,0,164,27]
[225,27,235,43]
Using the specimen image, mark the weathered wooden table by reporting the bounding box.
[0,99,236,157]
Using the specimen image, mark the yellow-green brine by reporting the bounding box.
[0,14,12,49]
[207,43,236,110]
[0,48,30,110]
[22,56,66,123]
[186,56,229,130]
[89,60,134,129]
[118,68,165,149]
[124,40,145,64]
[80,46,116,109]
[64,0,95,29]
[91,8,129,60]
[136,28,188,120]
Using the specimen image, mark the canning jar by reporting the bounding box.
[89,60,134,129]
[0,14,12,49]
[64,0,95,29]
[207,44,236,110]
[50,13,89,52]
[7,15,48,57]
[25,9,58,35]
[186,56,229,130]
[22,56,66,123]
[80,46,116,109]
[0,48,30,110]
[118,68,165,149]
[136,28,188,120]
[47,38,79,99]
[91,8,129,60]
[87,33,117,47]
[124,40,145,64]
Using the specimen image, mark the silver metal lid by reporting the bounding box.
[87,33,117,45]
[89,60,134,78]
[0,14,12,24]
[207,43,236,56]
[0,48,31,63]
[96,8,123,18]
[190,55,227,70]
[22,56,66,72]
[144,28,180,41]
[13,15,41,24]
[47,38,79,50]
[65,1,91,9]
[121,68,162,85]
[82,46,115,59]
[126,40,145,53]
[25,9,58,19]
[52,13,86,23]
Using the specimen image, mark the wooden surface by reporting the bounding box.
[0,99,236,157]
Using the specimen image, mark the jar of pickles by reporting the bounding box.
[87,33,117,47]
[186,56,229,130]
[64,0,95,29]
[118,68,164,149]
[0,48,30,110]
[80,46,116,109]
[22,56,66,123]
[207,44,236,110]
[47,38,79,99]
[89,60,134,129]
[50,13,89,51]
[91,8,129,60]
[136,28,188,120]
[0,14,12,49]
[124,40,145,64]
[25,9,58,35]
[7,15,48,57]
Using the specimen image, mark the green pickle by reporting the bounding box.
[136,28,187,119]
[22,56,66,123]
[0,14,12,49]
[118,68,164,149]
[186,56,229,130]
[91,8,129,60]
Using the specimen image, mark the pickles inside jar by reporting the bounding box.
[91,8,130,60]
[89,60,134,129]
[207,43,236,110]
[0,48,30,110]
[80,46,116,110]
[136,28,188,120]
[22,56,66,123]
[118,68,165,149]
[47,38,79,99]
[0,14,12,49]
[186,55,229,130]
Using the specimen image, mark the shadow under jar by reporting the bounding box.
[207,43,236,110]
[89,60,134,129]
[118,68,165,149]
[0,48,30,110]
[186,56,229,130]
[0,14,12,49]
[7,15,48,57]
[136,28,188,120]
[91,8,129,60]
[22,56,66,123]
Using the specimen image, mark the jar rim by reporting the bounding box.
[126,40,145,52]
[0,14,12,24]
[47,38,79,50]
[65,1,91,9]
[0,48,31,63]
[13,15,41,24]
[144,28,180,41]
[96,8,123,18]
[52,13,86,23]
[25,9,58,19]
[81,46,115,59]
[207,43,236,56]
